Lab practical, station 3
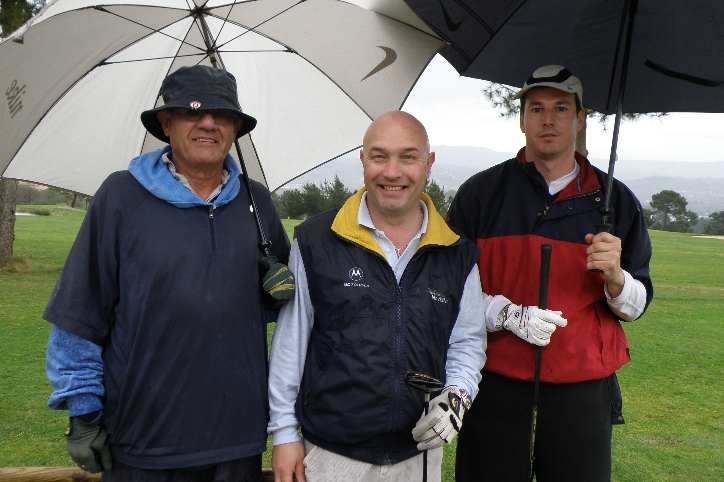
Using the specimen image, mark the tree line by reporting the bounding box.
[645,189,724,235]
[272,175,452,220]
[17,177,724,236]
[15,183,92,209]
[274,182,724,236]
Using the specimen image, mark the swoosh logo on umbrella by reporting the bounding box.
[439,0,463,31]
[361,46,397,81]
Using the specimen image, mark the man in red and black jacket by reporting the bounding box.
[449,65,653,482]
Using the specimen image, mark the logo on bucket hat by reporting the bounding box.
[190,101,201,109]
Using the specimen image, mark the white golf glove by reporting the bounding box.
[497,303,567,346]
[412,386,471,450]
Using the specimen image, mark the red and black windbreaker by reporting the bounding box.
[447,149,653,383]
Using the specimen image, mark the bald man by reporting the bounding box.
[267,111,488,482]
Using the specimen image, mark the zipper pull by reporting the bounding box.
[208,206,215,219]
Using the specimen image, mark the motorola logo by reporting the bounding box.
[349,267,364,282]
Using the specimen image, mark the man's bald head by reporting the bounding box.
[359,110,435,224]
[362,111,431,158]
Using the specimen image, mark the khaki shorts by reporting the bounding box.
[303,439,442,482]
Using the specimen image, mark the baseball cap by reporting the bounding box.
[514,65,583,106]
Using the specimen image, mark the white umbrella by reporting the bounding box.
[1,0,442,196]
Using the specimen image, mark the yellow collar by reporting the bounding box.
[331,187,460,257]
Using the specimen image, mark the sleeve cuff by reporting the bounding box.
[445,376,475,400]
[67,393,104,418]
[271,426,302,446]
[605,270,633,303]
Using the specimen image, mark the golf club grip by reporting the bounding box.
[538,244,552,310]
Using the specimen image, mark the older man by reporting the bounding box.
[450,65,653,482]
[267,111,490,482]
[44,65,291,481]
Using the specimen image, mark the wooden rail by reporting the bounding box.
[0,467,274,482]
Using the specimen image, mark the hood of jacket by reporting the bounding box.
[331,188,460,258]
[127,145,241,208]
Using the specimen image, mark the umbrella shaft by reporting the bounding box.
[603,0,640,223]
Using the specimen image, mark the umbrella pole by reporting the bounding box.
[597,0,640,234]
[198,13,274,258]
[234,140,274,258]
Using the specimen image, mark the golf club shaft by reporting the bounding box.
[423,393,430,482]
[530,244,552,480]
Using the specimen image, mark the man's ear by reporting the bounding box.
[576,108,585,132]
[426,151,435,176]
[519,111,525,133]
[158,111,171,137]
[235,118,244,136]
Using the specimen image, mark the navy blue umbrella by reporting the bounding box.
[403,0,724,229]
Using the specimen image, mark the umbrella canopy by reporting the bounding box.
[0,0,442,195]
[402,0,724,115]
[402,0,724,228]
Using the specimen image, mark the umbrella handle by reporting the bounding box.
[590,214,613,272]
[234,139,273,258]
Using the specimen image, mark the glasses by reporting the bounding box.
[174,109,237,126]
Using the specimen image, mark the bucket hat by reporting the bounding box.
[141,65,257,143]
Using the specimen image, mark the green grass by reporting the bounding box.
[611,231,724,481]
[1,217,723,481]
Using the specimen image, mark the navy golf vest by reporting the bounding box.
[294,193,478,465]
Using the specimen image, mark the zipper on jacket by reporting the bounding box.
[541,189,602,219]
[208,206,217,254]
[392,284,403,433]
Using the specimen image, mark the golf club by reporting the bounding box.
[405,371,444,482]
[530,244,552,480]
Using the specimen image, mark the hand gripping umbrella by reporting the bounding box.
[0,0,443,252]
[403,0,724,230]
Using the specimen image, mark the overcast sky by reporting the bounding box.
[402,55,724,163]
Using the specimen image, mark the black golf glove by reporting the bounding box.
[262,261,295,308]
[65,414,112,473]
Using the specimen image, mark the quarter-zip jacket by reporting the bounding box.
[447,149,653,383]
[44,146,290,469]
[293,190,479,465]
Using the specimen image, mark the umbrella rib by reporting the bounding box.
[435,0,535,67]
[449,0,495,35]
[464,0,534,67]
[270,145,362,193]
[210,0,237,49]
[644,60,724,88]
[95,6,205,54]
[101,52,207,65]
[209,1,303,52]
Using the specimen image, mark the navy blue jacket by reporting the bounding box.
[44,147,289,469]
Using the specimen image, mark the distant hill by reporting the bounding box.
[281,145,724,215]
